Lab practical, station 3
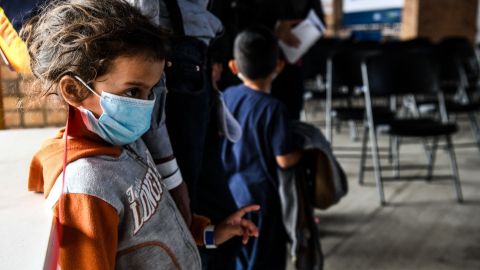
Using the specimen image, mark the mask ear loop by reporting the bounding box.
[74,75,101,98]
[44,105,74,270]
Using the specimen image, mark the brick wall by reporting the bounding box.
[401,0,478,42]
[1,64,66,129]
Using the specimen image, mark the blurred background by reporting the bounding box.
[1,1,480,269]
[2,0,480,129]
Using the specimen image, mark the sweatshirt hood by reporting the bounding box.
[28,108,122,198]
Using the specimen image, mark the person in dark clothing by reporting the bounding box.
[211,0,325,120]
[127,1,245,269]
[0,0,44,31]
[221,26,303,270]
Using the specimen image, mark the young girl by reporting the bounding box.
[22,0,258,269]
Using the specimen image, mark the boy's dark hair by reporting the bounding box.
[20,0,169,107]
[234,26,279,80]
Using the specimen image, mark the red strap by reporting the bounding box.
[44,106,73,270]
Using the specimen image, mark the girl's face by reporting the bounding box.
[79,54,165,117]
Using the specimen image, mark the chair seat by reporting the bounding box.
[333,107,364,120]
[387,118,458,137]
[445,101,480,113]
[310,91,351,100]
[417,99,480,113]
[333,106,394,121]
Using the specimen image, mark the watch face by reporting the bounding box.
[204,226,216,248]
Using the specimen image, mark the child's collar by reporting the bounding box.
[240,77,272,94]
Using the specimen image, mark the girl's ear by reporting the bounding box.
[228,59,239,75]
[58,75,89,107]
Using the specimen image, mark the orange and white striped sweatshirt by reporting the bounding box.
[28,109,209,269]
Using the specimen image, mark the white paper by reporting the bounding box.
[279,9,326,64]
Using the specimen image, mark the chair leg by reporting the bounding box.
[388,136,393,164]
[421,138,432,161]
[426,137,438,181]
[302,104,309,122]
[326,85,333,143]
[329,119,334,146]
[468,112,480,151]
[392,136,400,178]
[358,124,369,185]
[326,113,333,143]
[335,119,342,134]
[445,136,464,203]
[349,120,359,141]
[369,126,386,205]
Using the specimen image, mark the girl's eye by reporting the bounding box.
[125,88,139,98]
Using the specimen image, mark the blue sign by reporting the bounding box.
[343,8,403,25]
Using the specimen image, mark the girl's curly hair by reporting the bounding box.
[20,0,169,107]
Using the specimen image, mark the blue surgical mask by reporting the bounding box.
[74,76,155,146]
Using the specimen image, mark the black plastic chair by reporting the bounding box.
[439,37,480,83]
[302,38,344,122]
[325,39,430,144]
[382,37,434,53]
[325,41,385,144]
[432,38,480,149]
[303,38,344,91]
[360,51,463,205]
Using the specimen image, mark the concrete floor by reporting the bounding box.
[1,114,479,269]
[0,128,58,269]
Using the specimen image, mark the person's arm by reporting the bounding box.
[274,0,326,48]
[186,205,260,247]
[153,155,193,227]
[141,76,193,226]
[168,181,192,226]
[56,194,119,269]
[214,204,260,245]
[189,205,261,247]
[274,19,302,48]
[276,150,303,169]
[150,135,259,247]
[270,103,298,168]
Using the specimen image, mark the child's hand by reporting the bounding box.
[213,204,260,246]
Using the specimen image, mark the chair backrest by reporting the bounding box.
[382,38,434,54]
[303,38,344,80]
[329,42,381,91]
[363,51,439,97]
[435,42,465,92]
[437,37,479,87]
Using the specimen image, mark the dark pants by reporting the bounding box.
[234,182,288,270]
[164,37,239,269]
[271,63,305,121]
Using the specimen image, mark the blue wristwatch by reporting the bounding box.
[204,225,217,249]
